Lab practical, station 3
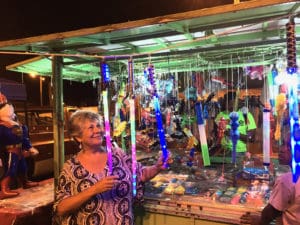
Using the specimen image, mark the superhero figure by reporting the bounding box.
[0,92,39,199]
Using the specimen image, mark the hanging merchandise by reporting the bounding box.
[263,106,271,166]
[195,102,211,166]
[116,82,128,150]
[100,61,113,175]
[274,93,286,141]
[146,64,169,166]
[102,90,113,175]
[128,59,137,196]
[245,65,264,80]
[101,62,110,83]
[286,18,300,183]
[129,99,137,196]
[230,111,240,165]
[113,121,127,137]
[195,72,205,96]
[268,65,279,112]
[113,82,126,137]
[230,66,240,165]
[263,66,273,166]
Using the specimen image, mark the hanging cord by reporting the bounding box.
[188,63,192,130]
[221,65,230,178]
[245,71,248,109]
[167,55,171,107]
[230,55,234,107]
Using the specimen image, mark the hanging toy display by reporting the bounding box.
[262,65,272,165]
[230,111,240,165]
[217,117,227,144]
[146,64,169,166]
[195,72,204,96]
[101,61,113,175]
[245,65,264,80]
[128,59,137,196]
[263,106,271,166]
[195,101,211,166]
[286,18,300,183]
[268,65,278,113]
[187,148,195,167]
[113,82,124,130]
[129,99,137,195]
[274,93,286,141]
[230,89,240,165]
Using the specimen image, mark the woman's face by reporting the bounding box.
[80,119,104,149]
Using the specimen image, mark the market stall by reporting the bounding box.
[0,1,299,225]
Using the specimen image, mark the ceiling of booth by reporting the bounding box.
[0,0,299,83]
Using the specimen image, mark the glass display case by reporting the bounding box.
[136,149,277,225]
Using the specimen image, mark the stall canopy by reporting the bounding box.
[0,0,299,181]
[0,0,299,83]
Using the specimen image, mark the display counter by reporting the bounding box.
[139,194,261,225]
[137,151,272,225]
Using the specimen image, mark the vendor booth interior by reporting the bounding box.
[0,0,299,224]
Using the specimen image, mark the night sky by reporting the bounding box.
[0,0,233,106]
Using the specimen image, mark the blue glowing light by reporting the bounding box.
[288,70,300,183]
[101,63,110,83]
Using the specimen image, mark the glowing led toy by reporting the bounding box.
[101,62,110,83]
[146,65,168,165]
[286,19,300,183]
[102,90,113,175]
[195,102,210,166]
[287,76,299,183]
[128,59,137,196]
[263,107,271,165]
[129,99,137,196]
[230,111,239,165]
[129,99,136,196]
[100,61,113,175]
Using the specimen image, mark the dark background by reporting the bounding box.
[0,0,234,106]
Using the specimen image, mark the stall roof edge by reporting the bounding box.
[0,0,299,82]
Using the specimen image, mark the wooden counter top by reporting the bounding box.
[0,178,54,225]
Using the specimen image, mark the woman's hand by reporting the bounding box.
[92,175,119,194]
[155,151,173,170]
[56,175,119,216]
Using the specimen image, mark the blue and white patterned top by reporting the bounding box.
[53,147,144,225]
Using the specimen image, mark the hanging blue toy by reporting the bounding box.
[286,18,300,183]
[187,148,195,167]
[229,111,240,165]
[101,62,110,84]
[146,64,169,167]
